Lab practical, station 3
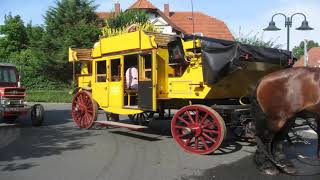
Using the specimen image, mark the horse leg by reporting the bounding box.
[254,118,279,175]
[316,117,320,158]
[255,134,279,175]
[251,92,281,175]
[272,118,297,174]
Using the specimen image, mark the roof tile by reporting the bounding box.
[169,11,234,40]
[96,12,114,20]
[128,0,157,9]
[294,47,320,67]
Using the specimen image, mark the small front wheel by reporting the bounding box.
[72,91,98,129]
[31,104,45,126]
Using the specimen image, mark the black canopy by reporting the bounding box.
[198,36,293,85]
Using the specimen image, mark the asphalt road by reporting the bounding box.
[0,103,319,180]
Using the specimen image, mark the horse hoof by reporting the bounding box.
[279,161,297,175]
[262,167,280,176]
[258,162,280,175]
[280,166,297,175]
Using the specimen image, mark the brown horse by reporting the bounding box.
[251,67,320,175]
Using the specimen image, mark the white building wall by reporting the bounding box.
[148,12,175,35]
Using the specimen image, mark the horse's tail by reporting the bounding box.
[250,82,267,136]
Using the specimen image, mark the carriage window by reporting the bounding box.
[111,58,121,82]
[140,53,152,80]
[96,60,106,82]
[81,62,92,75]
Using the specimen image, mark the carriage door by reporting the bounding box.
[92,60,108,107]
[138,51,156,111]
[108,56,124,108]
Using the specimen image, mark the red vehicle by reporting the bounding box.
[0,63,44,126]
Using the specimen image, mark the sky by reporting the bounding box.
[0,0,319,50]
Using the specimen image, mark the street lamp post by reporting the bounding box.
[263,13,313,51]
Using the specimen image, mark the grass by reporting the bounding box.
[26,90,72,103]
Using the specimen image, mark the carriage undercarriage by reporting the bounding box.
[72,91,317,156]
[72,92,259,155]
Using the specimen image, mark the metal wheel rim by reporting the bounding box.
[72,91,96,129]
[171,105,226,155]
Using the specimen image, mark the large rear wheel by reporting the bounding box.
[171,105,226,155]
[72,91,98,129]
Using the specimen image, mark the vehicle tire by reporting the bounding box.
[31,104,45,126]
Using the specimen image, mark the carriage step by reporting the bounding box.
[95,121,147,130]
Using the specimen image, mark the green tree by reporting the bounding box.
[0,14,28,59]
[292,40,319,59]
[39,0,101,82]
[26,23,45,49]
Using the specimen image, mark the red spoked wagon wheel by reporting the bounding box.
[72,91,98,129]
[171,105,226,155]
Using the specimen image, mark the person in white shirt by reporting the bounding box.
[125,66,138,89]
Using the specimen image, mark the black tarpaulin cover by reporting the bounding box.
[200,37,293,85]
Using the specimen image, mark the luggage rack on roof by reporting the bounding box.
[68,48,92,62]
[144,31,176,47]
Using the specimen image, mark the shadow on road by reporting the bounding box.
[16,109,73,126]
[0,109,98,172]
[182,138,320,180]
[110,131,163,141]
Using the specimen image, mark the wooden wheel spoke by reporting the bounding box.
[204,121,216,128]
[87,108,93,114]
[195,110,199,124]
[84,98,91,107]
[199,136,209,150]
[79,115,85,127]
[78,94,84,105]
[194,137,199,150]
[174,125,188,129]
[202,132,216,143]
[184,137,193,147]
[203,129,219,134]
[177,117,191,126]
[199,113,209,125]
[186,111,195,124]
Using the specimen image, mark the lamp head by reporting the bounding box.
[263,20,281,31]
[296,20,314,31]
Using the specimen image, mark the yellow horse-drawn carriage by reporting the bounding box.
[69,30,292,154]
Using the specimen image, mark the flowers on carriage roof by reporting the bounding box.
[294,47,320,67]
